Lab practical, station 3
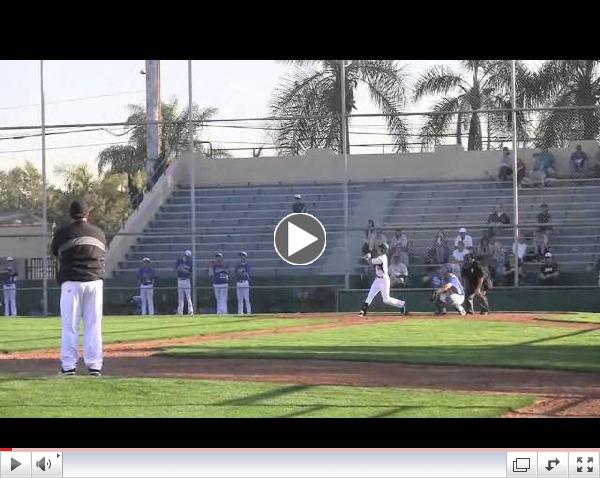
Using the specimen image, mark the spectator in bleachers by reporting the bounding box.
[389,254,409,288]
[390,228,410,265]
[486,205,510,238]
[530,148,557,187]
[492,241,508,281]
[498,147,513,181]
[476,234,494,267]
[502,254,524,286]
[595,258,600,286]
[369,229,388,251]
[539,252,560,285]
[292,194,307,213]
[512,235,530,266]
[454,227,473,250]
[570,144,589,179]
[452,241,468,272]
[535,203,552,259]
[424,233,450,266]
[365,219,375,247]
[422,265,445,289]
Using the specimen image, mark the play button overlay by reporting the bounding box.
[274,213,326,265]
[11,458,21,471]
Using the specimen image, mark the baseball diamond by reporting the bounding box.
[2,59,600,419]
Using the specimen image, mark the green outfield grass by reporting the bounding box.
[0,377,534,418]
[538,312,600,324]
[163,317,600,372]
[0,315,327,353]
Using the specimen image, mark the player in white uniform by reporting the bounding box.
[358,243,407,316]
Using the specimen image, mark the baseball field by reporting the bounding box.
[1,312,600,418]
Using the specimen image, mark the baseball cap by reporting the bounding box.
[142,257,151,262]
[294,194,302,199]
[459,227,467,233]
[215,252,224,258]
[239,251,248,257]
[184,250,192,257]
[70,198,91,218]
[544,252,552,258]
[6,256,13,262]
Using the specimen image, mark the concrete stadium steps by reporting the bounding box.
[112,264,328,279]
[382,211,599,227]
[159,202,359,216]
[384,200,600,215]
[113,181,360,278]
[112,177,600,281]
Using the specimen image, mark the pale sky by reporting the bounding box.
[0,59,540,186]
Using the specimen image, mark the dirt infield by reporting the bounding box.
[3,313,600,417]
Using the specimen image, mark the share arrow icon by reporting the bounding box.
[546,458,560,471]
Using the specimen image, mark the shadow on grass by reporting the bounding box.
[162,343,600,373]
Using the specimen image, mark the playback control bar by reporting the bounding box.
[1,450,599,478]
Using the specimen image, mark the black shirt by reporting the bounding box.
[487,212,510,224]
[461,261,488,288]
[51,219,107,284]
[292,202,307,213]
[540,262,559,276]
[537,212,552,232]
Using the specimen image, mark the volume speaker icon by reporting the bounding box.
[36,457,51,472]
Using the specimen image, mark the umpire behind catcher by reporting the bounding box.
[461,253,491,315]
[51,199,107,376]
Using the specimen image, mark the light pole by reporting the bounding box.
[40,60,48,317]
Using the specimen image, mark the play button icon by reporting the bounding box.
[274,213,326,265]
[11,458,21,471]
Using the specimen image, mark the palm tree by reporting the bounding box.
[413,60,533,151]
[97,99,220,205]
[270,60,410,154]
[529,60,600,147]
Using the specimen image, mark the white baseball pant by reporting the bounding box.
[3,285,17,316]
[213,284,228,314]
[140,285,154,315]
[364,276,405,308]
[177,278,193,315]
[439,292,466,314]
[60,280,103,371]
[236,281,251,315]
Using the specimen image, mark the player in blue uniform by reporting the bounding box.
[235,251,252,315]
[211,252,230,314]
[432,266,467,316]
[175,250,193,315]
[2,256,17,316]
[137,257,156,315]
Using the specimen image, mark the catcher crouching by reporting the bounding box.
[432,265,467,316]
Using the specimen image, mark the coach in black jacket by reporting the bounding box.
[51,199,107,376]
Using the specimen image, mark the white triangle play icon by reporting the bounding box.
[288,221,318,256]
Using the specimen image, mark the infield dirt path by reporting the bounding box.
[2,313,600,417]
